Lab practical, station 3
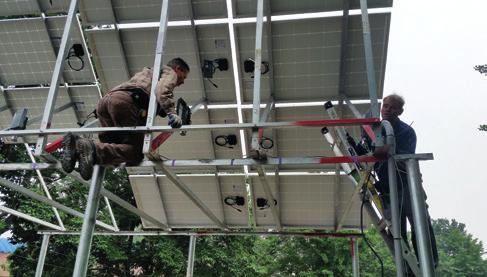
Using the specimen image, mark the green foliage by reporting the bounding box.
[194,235,261,277]
[433,218,487,277]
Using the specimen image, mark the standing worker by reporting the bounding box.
[374,94,439,270]
[61,57,190,180]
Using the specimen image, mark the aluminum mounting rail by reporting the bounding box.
[0,118,380,138]
[0,155,386,171]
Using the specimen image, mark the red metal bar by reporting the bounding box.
[151,132,172,151]
[44,137,63,153]
[319,155,382,164]
[362,124,376,141]
[293,118,380,127]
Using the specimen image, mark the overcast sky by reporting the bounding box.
[383,0,487,247]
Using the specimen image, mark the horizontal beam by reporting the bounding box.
[0,155,388,171]
[38,230,363,238]
[0,118,380,137]
[394,153,434,161]
[81,8,392,28]
[0,205,65,231]
[0,177,117,231]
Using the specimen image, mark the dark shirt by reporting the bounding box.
[375,119,416,193]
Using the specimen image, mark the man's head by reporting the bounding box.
[167,57,190,86]
[381,94,405,123]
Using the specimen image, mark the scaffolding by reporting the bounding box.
[0,0,436,276]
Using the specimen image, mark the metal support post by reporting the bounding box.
[34,0,79,156]
[35,234,50,277]
[406,159,435,277]
[351,238,359,277]
[382,120,405,277]
[186,235,197,277]
[72,166,106,277]
[251,0,265,151]
[359,0,380,118]
[143,0,170,154]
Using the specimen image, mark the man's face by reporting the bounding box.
[174,66,188,86]
[381,97,403,122]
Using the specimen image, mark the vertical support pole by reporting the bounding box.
[143,0,170,154]
[359,0,380,118]
[406,159,435,277]
[186,235,197,277]
[382,121,405,277]
[35,234,50,277]
[351,238,359,277]
[72,166,106,277]
[34,0,79,156]
[251,0,265,151]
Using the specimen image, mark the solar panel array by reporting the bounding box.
[0,0,392,231]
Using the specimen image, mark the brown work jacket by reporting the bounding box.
[110,65,178,115]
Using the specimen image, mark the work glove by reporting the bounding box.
[168,113,182,128]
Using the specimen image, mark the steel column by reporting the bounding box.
[186,235,197,277]
[351,238,359,277]
[382,120,405,277]
[251,0,265,151]
[143,0,170,154]
[406,159,435,277]
[72,165,106,277]
[35,234,50,277]
[35,0,79,156]
[359,0,380,118]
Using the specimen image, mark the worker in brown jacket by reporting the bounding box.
[61,57,190,180]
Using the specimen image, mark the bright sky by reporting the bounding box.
[383,0,487,247]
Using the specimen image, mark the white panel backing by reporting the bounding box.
[129,175,168,229]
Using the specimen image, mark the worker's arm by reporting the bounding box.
[156,66,178,115]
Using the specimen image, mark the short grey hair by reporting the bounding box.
[384,94,405,108]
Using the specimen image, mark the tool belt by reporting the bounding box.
[124,88,167,118]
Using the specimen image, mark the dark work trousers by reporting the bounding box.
[95,90,147,166]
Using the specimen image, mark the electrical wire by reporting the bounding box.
[360,200,384,277]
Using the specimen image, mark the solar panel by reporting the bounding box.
[0,0,391,232]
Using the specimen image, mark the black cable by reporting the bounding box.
[66,54,84,71]
[224,196,243,212]
[259,136,274,149]
[77,109,97,127]
[360,175,384,277]
[66,45,85,71]
[215,134,237,148]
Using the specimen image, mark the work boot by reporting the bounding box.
[76,138,96,181]
[61,132,79,173]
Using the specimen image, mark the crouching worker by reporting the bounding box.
[61,57,190,180]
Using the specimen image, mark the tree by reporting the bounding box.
[433,218,487,277]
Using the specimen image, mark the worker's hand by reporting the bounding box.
[168,113,182,128]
